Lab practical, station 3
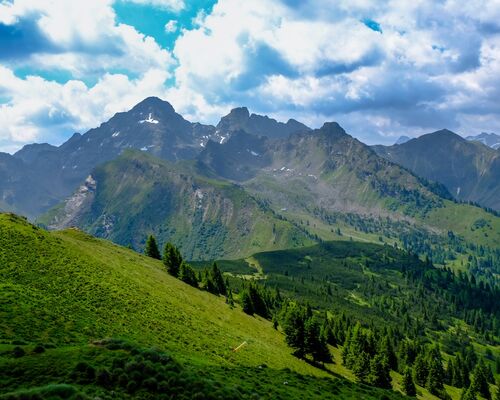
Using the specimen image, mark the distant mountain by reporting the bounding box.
[373,129,500,211]
[39,150,313,260]
[215,106,310,140]
[0,98,309,218]
[41,120,500,260]
[466,132,500,149]
[199,122,448,217]
[394,135,411,145]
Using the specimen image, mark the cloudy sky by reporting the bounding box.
[1,0,500,152]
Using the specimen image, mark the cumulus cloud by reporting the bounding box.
[0,65,170,151]
[0,0,174,77]
[169,0,500,143]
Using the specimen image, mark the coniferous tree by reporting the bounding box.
[461,386,477,400]
[304,317,331,363]
[402,367,417,397]
[368,353,392,389]
[283,306,306,358]
[379,336,398,371]
[162,242,182,276]
[426,358,445,396]
[414,353,428,386]
[226,289,234,308]
[210,262,226,296]
[178,261,198,287]
[241,289,254,315]
[470,360,491,400]
[144,235,161,259]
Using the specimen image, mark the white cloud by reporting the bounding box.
[0,65,170,152]
[0,0,174,77]
[164,20,178,33]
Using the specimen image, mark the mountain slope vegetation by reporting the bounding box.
[0,212,408,399]
[38,150,313,260]
[373,129,500,211]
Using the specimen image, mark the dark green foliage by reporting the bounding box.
[413,353,428,386]
[368,354,392,389]
[402,367,416,397]
[210,263,226,296]
[178,261,198,287]
[11,346,25,358]
[304,317,331,363]
[283,305,307,358]
[461,386,478,400]
[144,235,161,259]
[426,345,445,395]
[470,360,491,400]
[241,290,254,315]
[163,242,183,276]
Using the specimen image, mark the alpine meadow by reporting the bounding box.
[0,1,499,400]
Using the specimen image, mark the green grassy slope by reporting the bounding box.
[0,213,403,399]
[194,242,500,400]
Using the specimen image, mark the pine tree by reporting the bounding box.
[283,306,306,358]
[178,261,198,287]
[210,262,226,296]
[426,358,445,395]
[461,386,477,400]
[225,289,234,308]
[162,242,182,276]
[144,235,161,259]
[241,289,254,315]
[368,353,392,389]
[470,360,491,400]
[379,336,398,371]
[413,353,428,387]
[402,367,417,397]
[352,351,370,383]
[304,317,331,363]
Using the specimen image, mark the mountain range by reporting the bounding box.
[1,97,499,260]
[466,132,500,149]
[373,129,500,211]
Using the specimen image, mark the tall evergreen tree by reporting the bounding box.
[413,353,428,386]
[368,353,392,389]
[241,289,254,315]
[210,262,227,296]
[470,360,491,400]
[178,261,198,287]
[162,242,183,276]
[304,318,331,363]
[283,306,306,358]
[402,367,417,397]
[144,235,161,259]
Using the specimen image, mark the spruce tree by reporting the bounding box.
[178,261,198,287]
[210,262,226,296]
[162,242,183,276]
[470,360,491,400]
[144,235,161,259]
[283,306,306,358]
[304,318,331,363]
[414,353,429,386]
[402,367,417,397]
[368,353,392,389]
[241,289,254,315]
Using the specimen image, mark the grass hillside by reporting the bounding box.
[0,213,403,399]
[194,242,500,400]
[39,150,313,260]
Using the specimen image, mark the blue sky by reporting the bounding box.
[0,0,500,152]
